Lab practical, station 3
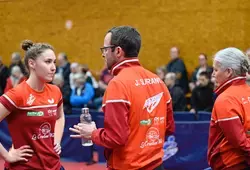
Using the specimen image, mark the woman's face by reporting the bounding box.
[212,60,232,88]
[30,49,56,82]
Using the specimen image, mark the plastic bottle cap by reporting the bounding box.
[81,108,89,114]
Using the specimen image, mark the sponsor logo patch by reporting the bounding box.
[27,111,44,116]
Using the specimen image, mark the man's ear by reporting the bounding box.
[116,46,125,59]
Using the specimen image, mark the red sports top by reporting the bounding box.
[0,81,63,170]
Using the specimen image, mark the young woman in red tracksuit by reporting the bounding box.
[0,40,65,170]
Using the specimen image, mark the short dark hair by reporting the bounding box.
[199,71,209,79]
[108,26,141,58]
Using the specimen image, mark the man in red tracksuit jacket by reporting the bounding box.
[70,26,175,170]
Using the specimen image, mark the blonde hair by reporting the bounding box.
[21,40,54,75]
[73,73,86,83]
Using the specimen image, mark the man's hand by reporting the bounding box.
[69,122,97,139]
[176,72,182,79]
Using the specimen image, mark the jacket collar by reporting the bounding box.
[110,57,140,76]
[214,76,246,95]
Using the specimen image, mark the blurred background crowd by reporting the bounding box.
[1,47,250,114]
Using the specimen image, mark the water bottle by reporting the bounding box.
[80,107,93,146]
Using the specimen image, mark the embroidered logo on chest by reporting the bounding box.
[27,94,36,106]
[48,98,54,104]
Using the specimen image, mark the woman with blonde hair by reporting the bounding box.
[0,40,65,170]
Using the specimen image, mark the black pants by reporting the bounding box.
[4,166,65,170]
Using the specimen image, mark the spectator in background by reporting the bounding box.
[98,67,113,92]
[166,47,189,93]
[165,72,186,111]
[189,53,213,91]
[57,52,71,85]
[53,73,72,114]
[190,71,214,113]
[79,64,99,89]
[70,73,95,108]
[92,67,113,110]
[156,66,166,81]
[4,65,26,93]
[9,52,27,76]
[0,56,9,95]
[69,62,79,89]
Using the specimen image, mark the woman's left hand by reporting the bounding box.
[54,143,61,155]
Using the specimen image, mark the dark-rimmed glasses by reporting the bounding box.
[100,45,117,53]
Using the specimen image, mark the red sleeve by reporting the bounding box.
[91,79,130,149]
[219,118,250,155]
[91,102,130,149]
[58,90,63,107]
[53,85,63,108]
[58,98,63,108]
[165,99,175,136]
[0,91,18,113]
[215,96,250,155]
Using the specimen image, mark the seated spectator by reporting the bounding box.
[165,72,186,111]
[70,73,95,108]
[4,65,25,93]
[69,62,79,89]
[190,71,214,113]
[156,66,166,81]
[9,52,27,76]
[53,73,72,114]
[189,53,213,91]
[79,64,99,89]
[0,56,9,95]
